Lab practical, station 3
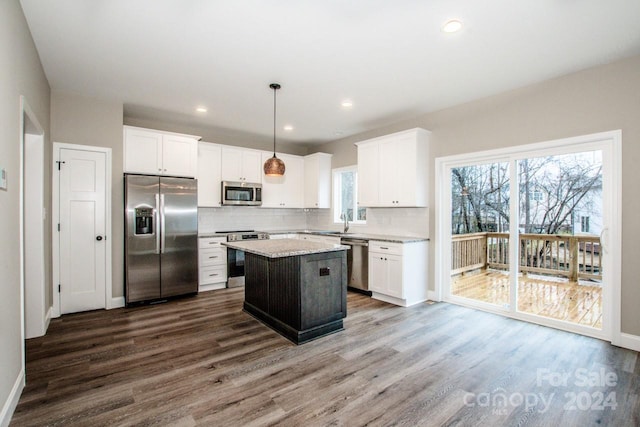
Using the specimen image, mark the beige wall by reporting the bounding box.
[0,0,51,419]
[310,54,640,336]
[51,91,124,299]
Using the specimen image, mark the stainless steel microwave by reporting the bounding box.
[221,181,262,206]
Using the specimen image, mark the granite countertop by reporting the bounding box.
[265,230,428,244]
[222,238,349,258]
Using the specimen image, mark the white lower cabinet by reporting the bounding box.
[198,237,227,291]
[369,252,403,299]
[368,240,428,306]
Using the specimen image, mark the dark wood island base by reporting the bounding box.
[243,250,347,344]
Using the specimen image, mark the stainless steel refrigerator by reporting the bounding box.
[125,174,198,304]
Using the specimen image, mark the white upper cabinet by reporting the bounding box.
[221,146,262,183]
[304,153,332,208]
[124,126,199,177]
[356,141,379,207]
[197,142,222,207]
[261,152,304,208]
[356,128,430,207]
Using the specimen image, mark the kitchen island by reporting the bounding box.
[223,239,349,344]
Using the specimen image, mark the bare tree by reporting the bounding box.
[452,152,602,236]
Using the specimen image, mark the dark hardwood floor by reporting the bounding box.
[11,288,640,426]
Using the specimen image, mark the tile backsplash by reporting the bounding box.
[198,207,308,233]
[306,207,429,237]
[199,206,428,237]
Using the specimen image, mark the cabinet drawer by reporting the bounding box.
[199,265,227,284]
[369,241,403,255]
[198,237,226,248]
[199,247,226,266]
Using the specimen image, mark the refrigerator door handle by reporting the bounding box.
[155,194,161,254]
[160,193,166,254]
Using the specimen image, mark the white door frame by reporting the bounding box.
[19,96,45,380]
[52,142,113,318]
[434,130,622,344]
[21,96,48,339]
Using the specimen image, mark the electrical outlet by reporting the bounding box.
[0,167,7,190]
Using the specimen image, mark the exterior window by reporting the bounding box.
[581,216,590,233]
[531,191,544,202]
[333,166,366,224]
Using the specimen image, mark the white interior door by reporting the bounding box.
[58,148,107,314]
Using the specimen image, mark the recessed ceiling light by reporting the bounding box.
[283,125,294,131]
[442,19,463,33]
[195,106,207,113]
[341,100,353,108]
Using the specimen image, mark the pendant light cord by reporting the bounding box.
[273,85,277,156]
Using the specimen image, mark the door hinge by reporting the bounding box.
[58,284,61,293]
[57,223,60,231]
[56,160,66,171]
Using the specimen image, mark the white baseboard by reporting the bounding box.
[371,292,427,307]
[199,282,227,293]
[614,333,640,352]
[427,290,440,302]
[109,297,125,309]
[0,369,24,427]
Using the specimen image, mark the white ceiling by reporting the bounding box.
[20,0,640,144]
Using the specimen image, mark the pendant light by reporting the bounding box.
[263,83,286,176]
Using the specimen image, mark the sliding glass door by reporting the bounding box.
[440,132,619,340]
[450,161,512,310]
[516,151,603,329]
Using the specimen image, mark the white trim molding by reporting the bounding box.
[426,290,439,302]
[614,333,640,352]
[110,297,125,309]
[0,369,24,427]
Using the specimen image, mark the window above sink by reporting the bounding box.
[332,165,366,225]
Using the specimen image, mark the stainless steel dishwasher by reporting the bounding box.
[341,238,370,295]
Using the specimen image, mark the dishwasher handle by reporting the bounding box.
[341,239,368,247]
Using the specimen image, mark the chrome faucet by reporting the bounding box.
[341,212,350,233]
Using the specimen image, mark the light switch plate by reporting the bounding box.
[0,167,7,190]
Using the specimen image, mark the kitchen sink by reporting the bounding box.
[301,230,369,238]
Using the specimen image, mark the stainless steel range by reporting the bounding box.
[223,230,270,287]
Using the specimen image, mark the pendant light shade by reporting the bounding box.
[264,83,286,176]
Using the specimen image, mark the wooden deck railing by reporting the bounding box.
[451,232,487,275]
[451,232,602,281]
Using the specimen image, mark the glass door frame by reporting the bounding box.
[434,130,622,342]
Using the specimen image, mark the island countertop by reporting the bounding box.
[222,238,349,258]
